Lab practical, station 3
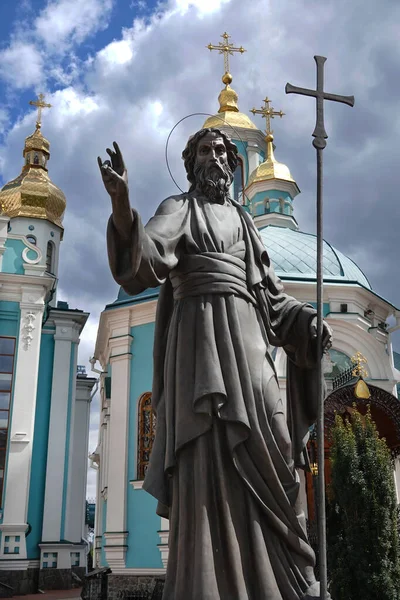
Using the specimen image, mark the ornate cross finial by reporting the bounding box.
[250,97,285,136]
[351,351,369,379]
[286,56,354,150]
[207,32,246,81]
[29,93,52,130]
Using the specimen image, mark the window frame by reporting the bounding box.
[0,336,16,507]
[137,392,156,480]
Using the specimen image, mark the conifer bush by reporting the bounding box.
[327,407,400,600]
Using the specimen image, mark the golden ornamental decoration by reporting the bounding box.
[351,352,371,399]
[250,97,285,136]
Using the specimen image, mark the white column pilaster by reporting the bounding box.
[247,142,261,177]
[0,287,46,561]
[104,333,132,569]
[159,517,169,569]
[41,320,80,543]
[0,215,9,271]
[64,377,96,543]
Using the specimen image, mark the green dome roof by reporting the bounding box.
[259,225,371,289]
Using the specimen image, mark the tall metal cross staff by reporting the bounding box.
[286,56,354,600]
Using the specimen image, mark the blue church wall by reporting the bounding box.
[232,140,248,180]
[26,332,55,558]
[60,342,77,540]
[0,302,19,338]
[2,240,25,274]
[0,302,20,523]
[126,321,162,569]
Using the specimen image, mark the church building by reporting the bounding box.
[0,97,96,595]
[92,37,400,597]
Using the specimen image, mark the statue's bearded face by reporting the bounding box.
[193,132,233,203]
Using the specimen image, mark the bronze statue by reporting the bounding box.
[99,129,332,600]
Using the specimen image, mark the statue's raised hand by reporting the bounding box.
[98,142,133,240]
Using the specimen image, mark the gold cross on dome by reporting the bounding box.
[29,93,52,130]
[351,351,369,379]
[250,97,285,136]
[207,32,246,77]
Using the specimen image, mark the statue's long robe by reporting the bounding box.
[108,193,321,600]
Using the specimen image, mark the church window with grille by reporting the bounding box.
[233,157,244,204]
[0,337,16,507]
[138,392,156,480]
[46,241,54,274]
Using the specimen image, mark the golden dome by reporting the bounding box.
[203,75,257,131]
[24,126,50,156]
[0,126,66,231]
[247,133,296,186]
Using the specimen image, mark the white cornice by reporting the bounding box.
[95,300,157,366]
[246,177,300,198]
[255,213,298,230]
[0,272,54,303]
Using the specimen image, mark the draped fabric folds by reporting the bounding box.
[107,194,323,600]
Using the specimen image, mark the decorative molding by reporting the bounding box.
[104,531,128,570]
[109,567,167,576]
[254,212,298,231]
[0,559,31,571]
[130,480,144,490]
[22,245,42,265]
[22,311,36,350]
[10,432,29,444]
[245,177,300,199]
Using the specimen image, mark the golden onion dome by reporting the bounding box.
[0,124,66,232]
[247,133,296,186]
[24,127,50,156]
[203,73,257,131]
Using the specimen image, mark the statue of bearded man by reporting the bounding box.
[98,128,332,600]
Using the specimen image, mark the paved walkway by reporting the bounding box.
[11,589,82,600]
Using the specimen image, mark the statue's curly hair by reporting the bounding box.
[182,128,238,192]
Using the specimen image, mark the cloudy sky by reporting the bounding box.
[0,0,399,497]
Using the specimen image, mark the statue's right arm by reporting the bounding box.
[107,195,188,296]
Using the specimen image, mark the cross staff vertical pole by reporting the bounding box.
[286,56,354,600]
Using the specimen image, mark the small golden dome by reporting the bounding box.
[24,126,50,156]
[0,126,66,231]
[203,73,257,131]
[247,133,296,185]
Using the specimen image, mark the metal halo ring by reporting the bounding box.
[165,112,251,206]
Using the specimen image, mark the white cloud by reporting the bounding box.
[174,0,230,16]
[35,0,114,50]
[0,42,44,89]
[97,38,134,68]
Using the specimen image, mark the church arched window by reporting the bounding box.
[323,349,353,381]
[137,392,156,480]
[46,241,54,274]
[233,157,244,204]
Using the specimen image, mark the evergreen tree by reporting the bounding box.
[327,407,400,600]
